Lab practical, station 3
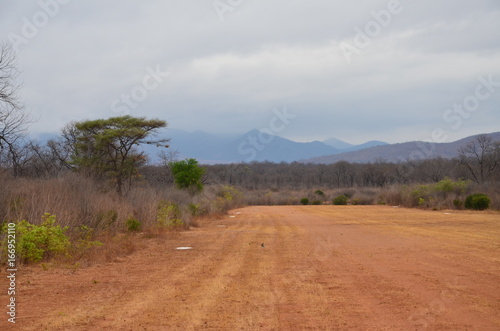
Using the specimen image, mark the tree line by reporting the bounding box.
[198,137,499,191]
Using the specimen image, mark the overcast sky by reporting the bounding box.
[1,0,499,144]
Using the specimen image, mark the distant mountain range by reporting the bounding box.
[302,131,500,164]
[31,130,500,165]
[149,129,388,164]
[159,130,499,164]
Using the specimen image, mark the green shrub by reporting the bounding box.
[333,195,349,205]
[157,201,184,228]
[72,225,103,256]
[217,185,243,202]
[452,179,469,195]
[170,158,205,195]
[213,186,243,212]
[435,178,469,197]
[2,213,71,263]
[465,193,491,211]
[126,217,142,232]
[314,190,325,197]
[435,178,455,193]
[410,185,433,207]
[311,200,322,205]
[300,198,309,205]
[351,198,361,205]
[188,203,201,216]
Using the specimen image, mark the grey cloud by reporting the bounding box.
[0,0,499,144]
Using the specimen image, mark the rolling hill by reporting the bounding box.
[302,132,500,164]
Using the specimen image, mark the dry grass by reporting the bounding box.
[0,173,241,266]
[0,173,198,230]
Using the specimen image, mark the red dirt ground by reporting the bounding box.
[1,206,500,330]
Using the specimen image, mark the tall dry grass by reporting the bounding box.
[0,173,231,230]
[0,172,243,265]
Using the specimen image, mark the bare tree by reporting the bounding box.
[21,139,73,178]
[0,42,30,175]
[332,161,355,187]
[458,135,500,183]
[415,158,456,183]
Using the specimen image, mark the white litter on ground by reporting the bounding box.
[229,215,236,218]
[176,247,193,250]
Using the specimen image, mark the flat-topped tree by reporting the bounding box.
[69,115,168,195]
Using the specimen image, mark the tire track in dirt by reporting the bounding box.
[90,213,273,330]
[11,214,260,330]
[3,205,499,330]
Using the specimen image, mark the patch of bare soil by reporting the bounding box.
[1,206,499,330]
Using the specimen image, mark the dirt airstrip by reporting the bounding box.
[1,206,500,330]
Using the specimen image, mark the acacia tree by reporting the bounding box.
[69,116,168,195]
[458,135,500,183]
[0,42,30,175]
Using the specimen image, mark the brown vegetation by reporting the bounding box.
[0,171,242,266]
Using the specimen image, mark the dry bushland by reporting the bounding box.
[0,171,242,265]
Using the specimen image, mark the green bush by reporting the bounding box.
[410,185,433,207]
[435,178,455,193]
[126,217,142,232]
[213,186,243,213]
[435,178,469,200]
[300,198,309,205]
[311,200,322,205]
[170,158,205,195]
[453,179,469,195]
[157,201,184,228]
[2,213,71,263]
[465,193,491,211]
[217,185,243,202]
[71,225,103,257]
[188,203,201,216]
[333,195,349,205]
